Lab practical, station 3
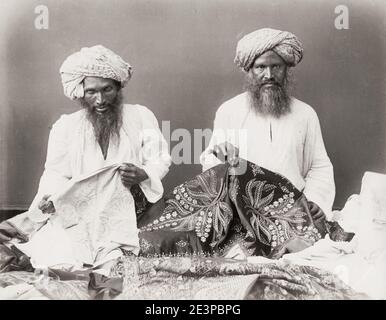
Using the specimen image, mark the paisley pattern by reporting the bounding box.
[140,165,232,247]
[137,159,353,258]
[0,254,367,300]
[0,159,357,300]
[111,255,368,300]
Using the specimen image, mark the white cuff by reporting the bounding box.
[139,165,164,203]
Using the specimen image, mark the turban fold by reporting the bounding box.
[234,28,304,71]
[59,45,133,100]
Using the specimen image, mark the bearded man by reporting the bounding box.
[35,45,171,206]
[200,28,335,218]
[1,45,171,269]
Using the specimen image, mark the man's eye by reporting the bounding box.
[85,90,95,95]
[104,86,113,92]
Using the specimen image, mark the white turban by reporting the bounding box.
[234,28,304,72]
[59,45,133,100]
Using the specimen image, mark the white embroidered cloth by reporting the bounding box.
[17,164,139,269]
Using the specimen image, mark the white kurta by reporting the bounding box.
[21,104,171,267]
[200,92,335,215]
[30,104,172,209]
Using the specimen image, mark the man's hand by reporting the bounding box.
[38,194,55,214]
[212,142,239,166]
[308,201,325,222]
[119,163,149,189]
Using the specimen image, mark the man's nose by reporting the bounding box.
[95,92,105,105]
[263,67,274,80]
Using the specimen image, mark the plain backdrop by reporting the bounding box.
[0,0,385,211]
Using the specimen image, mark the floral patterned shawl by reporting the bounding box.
[136,159,353,258]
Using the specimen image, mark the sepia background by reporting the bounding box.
[0,0,385,216]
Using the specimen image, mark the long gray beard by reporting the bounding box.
[81,92,123,146]
[244,71,293,118]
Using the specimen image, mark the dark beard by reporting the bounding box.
[244,71,293,118]
[80,91,123,147]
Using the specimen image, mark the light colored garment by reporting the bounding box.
[20,104,171,267]
[234,28,304,71]
[333,171,386,260]
[280,235,386,299]
[17,165,139,268]
[0,283,49,300]
[277,171,386,299]
[200,93,335,215]
[59,45,133,100]
[355,171,386,261]
[30,103,171,211]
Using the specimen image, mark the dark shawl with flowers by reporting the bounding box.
[135,159,353,258]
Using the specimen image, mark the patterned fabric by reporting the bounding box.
[137,159,353,258]
[234,28,304,71]
[0,271,90,300]
[0,159,358,300]
[0,268,123,300]
[59,45,133,100]
[16,164,139,268]
[111,255,368,300]
[0,254,367,300]
[131,184,154,220]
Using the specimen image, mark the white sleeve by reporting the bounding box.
[302,110,335,216]
[137,107,172,203]
[29,115,72,210]
[200,105,230,171]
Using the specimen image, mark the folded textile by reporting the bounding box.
[0,245,33,273]
[0,221,28,244]
[281,235,357,264]
[138,159,354,259]
[14,164,139,268]
[111,255,368,300]
[88,272,123,300]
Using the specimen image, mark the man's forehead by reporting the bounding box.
[253,51,286,65]
[83,76,116,89]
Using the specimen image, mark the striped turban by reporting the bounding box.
[59,45,133,100]
[234,28,304,72]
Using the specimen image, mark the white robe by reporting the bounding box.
[30,104,171,208]
[18,104,171,268]
[200,93,335,215]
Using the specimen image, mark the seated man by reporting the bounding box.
[200,28,335,221]
[0,45,171,269]
[0,40,347,271]
[135,29,349,259]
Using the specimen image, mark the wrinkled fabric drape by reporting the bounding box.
[137,159,353,258]
[15,164,139,268]
[111,255,368,300]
